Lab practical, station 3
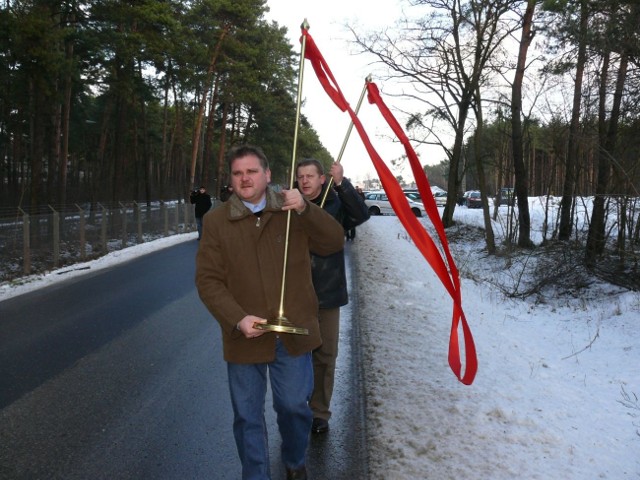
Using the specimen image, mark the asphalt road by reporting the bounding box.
[0,239,367,479]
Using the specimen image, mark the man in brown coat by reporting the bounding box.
[195,145,344,480]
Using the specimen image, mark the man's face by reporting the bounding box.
[296,165,325,201]
[230,154,271,204]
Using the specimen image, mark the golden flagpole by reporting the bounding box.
[254,19,310,335]
[319,74,371,208]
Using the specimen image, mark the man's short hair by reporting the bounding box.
[296,158,324,175]
[227,145,269,171]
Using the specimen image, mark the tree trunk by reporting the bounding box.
[586,51,628,263]
[97,98,112,201]
[59,63,72,207]
[189,25,230,191]
[442,95,471,228]
[216,100,230,198]
[58,14,75,209]
[202,76,220,188]
[473,87,496,254]
[136,60,151,207]
[111,89,130,203]
[559,0,588,240]
[29,79,45,215]
[160,60,171,200]
[511,0,536,248]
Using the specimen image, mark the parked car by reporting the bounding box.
[403,190,424,206]
[465,190,482,208]
[364,190,426,217]
[460,190,473,206]
[434,191,447,206]
[404,191,422,203]
[496,187,515,206]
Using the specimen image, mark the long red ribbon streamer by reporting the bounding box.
[302,29,477,385]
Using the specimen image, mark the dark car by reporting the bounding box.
[466,191,482,208]
[497,187,515,206]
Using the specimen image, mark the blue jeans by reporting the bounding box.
[227,339,313,480]
[196,216,203,239]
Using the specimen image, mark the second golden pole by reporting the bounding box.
[319,75,371,208]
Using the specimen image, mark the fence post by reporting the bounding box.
[48,205,60,269]
[134,201,143,244]
[162,202,169,236]
[76,204,86,260]
[184,202,190,232]
[175,201,180,234]
[99,203,107,254]
[19,208,31,275]
[119,202,127,249]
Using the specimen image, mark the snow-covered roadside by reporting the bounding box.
[354,215,640,479]
[0,232,197,302]
[2,206,639,480]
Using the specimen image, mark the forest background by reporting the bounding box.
[0,0,639,287]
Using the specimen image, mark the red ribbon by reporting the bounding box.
[302,29,477,385]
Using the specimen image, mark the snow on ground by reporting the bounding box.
[0,233,195,301]
[2,201,639,479]
[354,206,640,479]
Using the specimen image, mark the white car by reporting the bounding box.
[364,190,426,217]
[434,191,448,206]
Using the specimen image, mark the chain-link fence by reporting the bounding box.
[0,200,218,284]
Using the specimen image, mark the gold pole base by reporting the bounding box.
[254,316,309,335]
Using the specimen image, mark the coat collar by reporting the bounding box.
[306,182,339,209]
[227,186,284,220]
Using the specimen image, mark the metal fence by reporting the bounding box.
[0,200,216,284]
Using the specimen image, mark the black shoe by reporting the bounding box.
[311,417,329,434]
[286,465,307,480]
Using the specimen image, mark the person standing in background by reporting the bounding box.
[295,159,369,434]
[190,186,212,240]
[346,186,367,241]
[220,184,234,202]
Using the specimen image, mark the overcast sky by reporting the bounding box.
[264,0,433,185]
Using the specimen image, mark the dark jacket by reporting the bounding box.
[195,187,345,363]
[190,190,212,218]
[309,179,370,309]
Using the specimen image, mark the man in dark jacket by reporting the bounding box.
[190,186,212,240]
[295,158,370,434]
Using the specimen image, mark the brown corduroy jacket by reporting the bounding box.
[195,187,345,363]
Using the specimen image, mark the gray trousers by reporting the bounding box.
[310,307,340,420]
